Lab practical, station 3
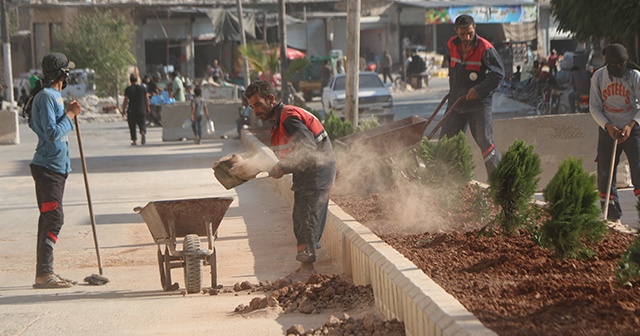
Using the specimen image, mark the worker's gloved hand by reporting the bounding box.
[465,88,478,101]
[269,164,285,179]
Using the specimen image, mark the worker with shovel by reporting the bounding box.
[441,14,504,175]
[590,43,640,225]
[27,53,82,288]
[243,80,336,280]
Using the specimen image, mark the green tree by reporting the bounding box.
[54,10,136,97]
[541,158,606,260]
[488,140,541,235]
[551,0,640,60]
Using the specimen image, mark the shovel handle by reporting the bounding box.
[427,96,465,140]
[424,94,449,129]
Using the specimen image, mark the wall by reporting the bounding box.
[468,113,599,190]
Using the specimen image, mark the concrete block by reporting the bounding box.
[0,109,20,145]
[469,113,598,189]
[202,85,237,100]
[161,100,240,141]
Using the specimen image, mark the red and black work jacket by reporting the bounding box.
[447,35,504,113]
[270,103,336,190]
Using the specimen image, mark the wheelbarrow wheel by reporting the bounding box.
[157,247,167,290]
[183,234,203,294]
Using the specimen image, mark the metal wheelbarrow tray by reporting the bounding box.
[137,197,233,293]
[335,115,429,155]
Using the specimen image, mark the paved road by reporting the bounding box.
[0,121,341,335]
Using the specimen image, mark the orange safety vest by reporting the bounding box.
[448,35,494,72]
[271,103,327,158]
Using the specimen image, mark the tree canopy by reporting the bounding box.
[55,10,136,97]
[551,0,640,43]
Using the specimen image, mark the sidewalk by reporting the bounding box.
[0,120,338,335]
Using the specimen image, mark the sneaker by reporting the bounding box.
[194,136,201,144]
[606,219,622,228]
[131,140,137,146]
[295,249,316,263]
[141,133,146,145]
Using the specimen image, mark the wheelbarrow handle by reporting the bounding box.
[427,96,465,140]
[424,93,449,129]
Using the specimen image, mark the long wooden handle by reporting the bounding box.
[74,117,104,276]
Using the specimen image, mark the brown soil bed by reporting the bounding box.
[332,187,640,336]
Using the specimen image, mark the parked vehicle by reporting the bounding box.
[61,68,96,99]
[321,72,393,116]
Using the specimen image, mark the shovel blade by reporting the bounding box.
[213,159,249,190]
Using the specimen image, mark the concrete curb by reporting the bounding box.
[240,130,496,336]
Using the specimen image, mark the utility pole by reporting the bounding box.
[345,0,360,126]
[236,0,251,88]
[278,0,288,103]
[1,0,14,103]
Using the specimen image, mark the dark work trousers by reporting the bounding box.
[191,115,203,138]
[440,104,500,176]
[382,67,393,83]
[292,188,331,260]
[30,164,68,277]
[596,125,640,220]
[127,113,146,142]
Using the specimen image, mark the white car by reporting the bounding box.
[321,72,393,116]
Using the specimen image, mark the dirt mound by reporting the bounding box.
[286,312,405,336]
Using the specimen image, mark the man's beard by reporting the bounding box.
[61,79,68,90]
[608,63,627,78]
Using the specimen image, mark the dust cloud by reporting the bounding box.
[331,140,451,234]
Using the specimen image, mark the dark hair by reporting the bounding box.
[244,80,274,101]
[454,14,475,28]
[129,74,138,83]
[194,87,202,97]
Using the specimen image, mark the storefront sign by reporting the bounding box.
[426,5,537,24]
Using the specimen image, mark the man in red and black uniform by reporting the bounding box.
[441,14,504,175]
[245,80,336,278]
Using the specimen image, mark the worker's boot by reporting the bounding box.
[295,246,316,263]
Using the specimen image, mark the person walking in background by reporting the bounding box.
[589,43,640,223]
[320,60,332,88]
[244,80,336,280]
[547,50,559,77]
[28,52,82,288]
[190,86,209,145]
[381,50,394,83]
[235,96,252,139]
[122,74,150,146]
[169,71,185,102]
[441,14,504,176]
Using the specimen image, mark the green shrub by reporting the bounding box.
[356,116,380,132]
[415,131,474,188]
[541,157,606,259]
[616,235,640,287]
[488,140,541,235]
[324,111,355,141]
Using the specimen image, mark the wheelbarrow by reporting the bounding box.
[334,95,465,152]
[333,95,465,182]
[135,197,233,293]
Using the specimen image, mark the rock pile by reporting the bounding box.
[230,274,374,314]
[286,312,405,336]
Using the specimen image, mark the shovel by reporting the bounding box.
[213,158,271,189]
